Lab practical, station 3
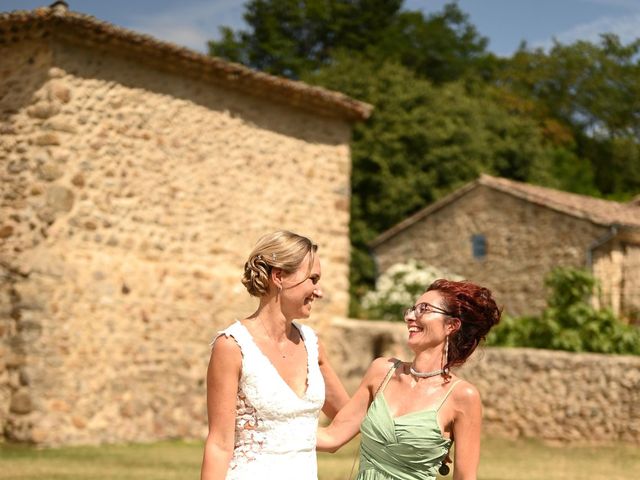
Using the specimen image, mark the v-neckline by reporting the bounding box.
[379,392,438,421]
[378,394,448,441]
[238,321,310,401]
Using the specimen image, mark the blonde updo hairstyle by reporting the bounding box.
[242,231,318,297]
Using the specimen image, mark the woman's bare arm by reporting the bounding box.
[318,339,349,419]
[200,336,242,480]
[317,357,392,453]
[451,383,483,480]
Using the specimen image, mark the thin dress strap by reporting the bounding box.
[435,379,463,411]
[375,359,402,396]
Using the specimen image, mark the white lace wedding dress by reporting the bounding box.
[214,320,325,480]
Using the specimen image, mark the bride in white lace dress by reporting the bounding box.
[200,231,349,480]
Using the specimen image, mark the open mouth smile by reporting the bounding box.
[407,325,423,336]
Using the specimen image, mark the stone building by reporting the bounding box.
[370,174,640,320]
[0,3,371,445]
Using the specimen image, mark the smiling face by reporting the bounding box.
[404,289,458,352]
[279,252,322,320]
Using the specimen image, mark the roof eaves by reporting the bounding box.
[618,226,640,244]
[370,174,638,250]
[477,175,620,228]
[0,7,373,122]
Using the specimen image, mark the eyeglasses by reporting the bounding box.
[404,302,453,319]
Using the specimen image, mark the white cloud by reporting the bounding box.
[533,13,640,50]
[125,0,246,53]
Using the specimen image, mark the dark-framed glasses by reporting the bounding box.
[404,302,453,319]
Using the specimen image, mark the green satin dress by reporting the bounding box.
[356,362,461,480]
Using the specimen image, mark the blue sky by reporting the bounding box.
[3,0,640,57]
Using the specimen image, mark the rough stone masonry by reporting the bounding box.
[0,6,370,445]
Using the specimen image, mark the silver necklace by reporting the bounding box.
[410,365,444,378]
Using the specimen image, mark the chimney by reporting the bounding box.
[50,1,69,14]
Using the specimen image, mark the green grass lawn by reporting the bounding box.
[0,441,201,480]
[1,436,638,480]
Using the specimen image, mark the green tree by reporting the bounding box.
[496,35,640,198]
[304,55,561,313]
[209,0,403,78]
[209,1,489,83]
[370,3,489,83]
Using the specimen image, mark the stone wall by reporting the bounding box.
[372,186,609,317]
[0,38,354,445]
[592,239,625,317]
[328,318,640,444]
[621,244,640,322]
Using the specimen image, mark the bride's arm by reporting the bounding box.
[317,357,391,453]
[318,340,349,419]
[200,336,242,480]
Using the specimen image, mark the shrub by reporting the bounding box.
[361,260,462,321]
[487,267,640,355]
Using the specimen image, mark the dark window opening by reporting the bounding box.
[471,234,487,259]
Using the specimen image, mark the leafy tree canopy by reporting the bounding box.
[209,0,489,83]
[499,35,640,139]
[209,0,403,77]
[494,35,640,197]
[303,55,569,312]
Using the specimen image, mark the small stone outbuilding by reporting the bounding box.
[0,4,371,445]
[371,175,640,320]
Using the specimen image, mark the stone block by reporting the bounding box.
[0,124,17,135]
[48,81,72,103]
[45,185,74,213]
[27,102,60,119]
[0,225,14,238]
[72,415,87,429]
[33,132,61,146]
[10,389,32,414]
[48,67,66,78]
[7,158,28,174]
[18,368,30,386]
[43,118,77,134]
[37,162,64,181]
[51,148,71,163]
[5,352,27,368]
[49,399,72,412]
[71,173,85,187]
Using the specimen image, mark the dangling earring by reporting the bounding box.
[443,336,449,374]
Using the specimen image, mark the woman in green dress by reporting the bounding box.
[318,279,501,480]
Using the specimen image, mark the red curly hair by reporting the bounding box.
[427,279,502,371]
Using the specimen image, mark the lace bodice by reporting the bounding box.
[214,321,325,480]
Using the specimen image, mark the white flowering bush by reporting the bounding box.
[362,260,462,321]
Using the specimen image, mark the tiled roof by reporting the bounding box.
[478,175,640,227]
[0,3,372,122]
[371,174,640,247]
